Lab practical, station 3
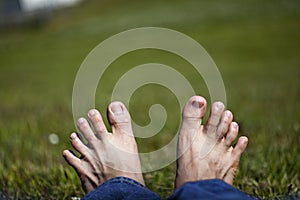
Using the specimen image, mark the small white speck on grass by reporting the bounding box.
[48,133,59,145]
[293,123,300,132]
[71,197,81,200]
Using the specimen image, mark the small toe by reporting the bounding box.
[63,149,82,172]
[88,109,108,138]
[225,122,239,146]
[233,136,248,157]
[107,101,133,136]
[180,96,207,131]
[205,101,225,138]
[223,168,237,185]
[224,135,248,185]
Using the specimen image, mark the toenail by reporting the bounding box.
[215,102,223,110]
[192,101,203,109]
[88,109,97,117]
[225,111,232,118]
[70,133,77,139]
[241,137,248,144]
[78,118,85,124]
[232,122,238,129]
[111,104,123,114]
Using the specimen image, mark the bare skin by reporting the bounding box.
[63,96,248,194]
[175,96,248,189]
[63,101,144,194]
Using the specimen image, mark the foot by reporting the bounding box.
[175,96,248,189]
[63,102,144,194]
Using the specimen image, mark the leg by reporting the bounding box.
[171,96,254,199]
[63,102,159,199]
[169,179,256,200]
[83,176,160,200]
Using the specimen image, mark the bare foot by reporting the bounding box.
[63,102,144,194]
[175,96,248,189]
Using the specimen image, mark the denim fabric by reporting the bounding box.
[83,177,257,200]
[168,179,257,200]
[83,176,160,200]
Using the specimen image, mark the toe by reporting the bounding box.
[205,101,225,138]
[63,149,83,173]
[63,150,98,194]
[77,117,97,144]
[233,136,248,157]
[88,109,108,139]
[225,122,239,146]
[70,132,90,156]
[223,167,237,185]
[180,96,207,131]
[107,101,133,136]
[224,136,248,185]
[217,110,233,138]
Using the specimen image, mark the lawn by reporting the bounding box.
[0,0,299,199]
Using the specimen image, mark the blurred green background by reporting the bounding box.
[0,0,299,199]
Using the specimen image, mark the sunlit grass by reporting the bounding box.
[0,0,299,199]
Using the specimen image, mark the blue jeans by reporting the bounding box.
[83,176,257,200]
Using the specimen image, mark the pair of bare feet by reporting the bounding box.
[63,96,248,194]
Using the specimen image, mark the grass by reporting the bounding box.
[0,0,299,199]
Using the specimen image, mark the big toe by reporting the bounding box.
[108,101,133,136]
[181,96,207,131]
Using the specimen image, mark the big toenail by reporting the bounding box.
[192,101,203,108]
[88,109,97,117]
[111,104,123,114]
